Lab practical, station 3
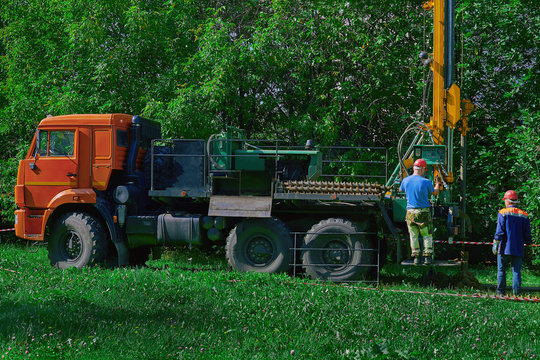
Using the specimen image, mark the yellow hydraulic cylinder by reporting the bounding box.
[446,84,461,128]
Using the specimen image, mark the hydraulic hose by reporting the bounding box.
[396,121,433,179]
[207,133,225,170]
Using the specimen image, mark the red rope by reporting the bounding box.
[435,240,539,247]
[228,279,540,303]
[2,227,538,246]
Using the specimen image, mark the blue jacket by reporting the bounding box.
[494,206,532,257]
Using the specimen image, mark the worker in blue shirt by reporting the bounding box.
[493,190,532,296]
[400,158,441,265]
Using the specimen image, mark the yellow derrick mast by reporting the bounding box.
[422,0,474,186]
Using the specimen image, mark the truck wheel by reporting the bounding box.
[302,218,374,282]
[48,212,109,269]
[226,218,292,273]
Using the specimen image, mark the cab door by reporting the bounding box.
[23,129,79,209]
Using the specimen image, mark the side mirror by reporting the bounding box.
[30,152,39,170]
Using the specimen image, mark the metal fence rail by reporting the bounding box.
[207,137,389,185]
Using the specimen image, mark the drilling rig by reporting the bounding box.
[14,0,473,281]
[388,0,474,258]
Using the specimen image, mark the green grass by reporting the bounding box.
[0,242,538,359]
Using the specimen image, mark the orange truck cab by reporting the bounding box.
[14,114,160,267]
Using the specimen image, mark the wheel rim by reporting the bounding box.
[245,235,274,266]
[61,231,82,261]
[321,238,350,270]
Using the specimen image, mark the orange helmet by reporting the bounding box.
[413,158,427,169]
[502,190,518,201]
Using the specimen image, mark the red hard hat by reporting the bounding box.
[413,158,427,169]
[502,190,518,201]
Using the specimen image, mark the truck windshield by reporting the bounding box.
[37,130,48,156]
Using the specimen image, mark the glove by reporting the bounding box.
[492,240,500,255]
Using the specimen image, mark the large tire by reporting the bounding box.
[48,212,109,269]
[226,218,293,273]
[302,218,375,282]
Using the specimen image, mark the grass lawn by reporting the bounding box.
[0,241,538,359]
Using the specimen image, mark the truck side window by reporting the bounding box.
[117,129,128,148]
[49,131,75,156]
[37,130,49,157]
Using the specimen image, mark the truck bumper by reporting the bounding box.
[14,209,45,241]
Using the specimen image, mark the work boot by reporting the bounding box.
[423,256,433,266]
[413,257,421,265]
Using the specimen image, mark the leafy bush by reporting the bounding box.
[508,111,540,267]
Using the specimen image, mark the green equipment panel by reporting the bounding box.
[233,149,321,180]
[392,198,407,222]
[413,145,446,165]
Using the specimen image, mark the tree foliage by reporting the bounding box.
[0,0,538,262]
[457,0,539,263]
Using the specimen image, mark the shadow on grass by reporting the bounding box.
[0,289,224,343]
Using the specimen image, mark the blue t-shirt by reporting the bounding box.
[399,175,435,209]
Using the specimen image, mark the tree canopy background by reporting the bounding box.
[0,0,538,264]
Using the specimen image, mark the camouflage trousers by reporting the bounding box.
[406,208,434,257]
